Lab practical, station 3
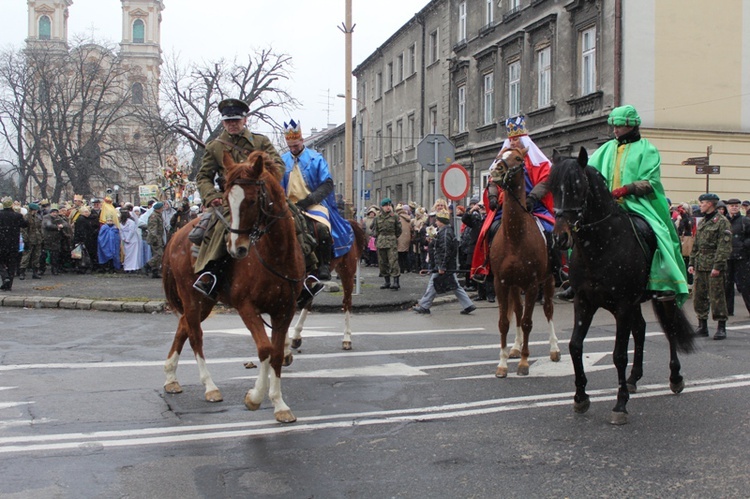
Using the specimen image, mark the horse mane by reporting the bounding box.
[224,150,272,186]
[548,150,618,219]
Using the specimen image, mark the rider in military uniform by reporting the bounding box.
[191,98,285,298]
[688,193,732,340]
[373,198,402,290]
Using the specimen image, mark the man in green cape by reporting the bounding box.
[588,105,689,306]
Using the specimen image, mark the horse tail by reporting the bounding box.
[349,219,367,257]
[162,238,184,315]
[651,299,697,354]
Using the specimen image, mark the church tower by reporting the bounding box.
[26,0,73,52]
[119,0,164,106]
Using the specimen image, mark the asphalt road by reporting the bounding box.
[0,300,749,498]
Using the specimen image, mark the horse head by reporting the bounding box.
[489,146,527,187]
[222,150,280,259]
[549,147,589,249]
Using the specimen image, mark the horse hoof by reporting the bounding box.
[627,383,638,394]
[610,411,628,425]
[670,379,685,394]
[573,399,590,414]
[342,341,352,351]
[495,367,508,378]
[205,390,223,403]
[509,349,521,359]
[550,351,561,362]
[244,395,261,411]
[164,381,183,394]
[291,338,302,349]
[517,365,529,376]
[275,409,297,424]
[283,354,293,367]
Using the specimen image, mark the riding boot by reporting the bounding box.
[695,319,709,337]
[193,261,221,299]
[316,237,333,281]
[296,278,325,309]
[391,275,400,291]
[713,320,727,340]
[380,276,391,289]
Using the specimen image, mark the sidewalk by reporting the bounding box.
[0,265,455,314]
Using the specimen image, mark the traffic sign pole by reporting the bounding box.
[433,139,439,205]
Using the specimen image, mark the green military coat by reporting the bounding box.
[690,211,732,272]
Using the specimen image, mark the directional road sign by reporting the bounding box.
[696,165,720,175]
[682,156,709,166]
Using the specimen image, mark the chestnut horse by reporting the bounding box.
[548,148,695,425]
[161,151,305,423]
[289,221,366,350]
[489,147,560,378]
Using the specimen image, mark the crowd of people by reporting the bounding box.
[0,194,199,291]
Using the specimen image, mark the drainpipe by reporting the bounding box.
[614,0,622,107]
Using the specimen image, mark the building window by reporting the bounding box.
[509,0,521,13]
[458,2,467,43]
[332,143,338,165]
[458,85,466,133]
[537,46,551,108]
[386,124,393,157]
[485,0,494,25]
[132,19,145,44]
[407,114,415,148]
[508,61,521,117]
[408,43,417,76]
[581,27,596,95]
[131,82,144,105]
[429,29,439,64]
[429,106,438,134]
[375,130,382,159]
[397,53,404,83]
[483,72,494,126]
[396,119,403,151]
[38,15,51,40]
[375,72,382,99]
[387,62,393,90]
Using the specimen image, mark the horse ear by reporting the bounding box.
[222,150,236,169]
[251,152,265,177]
[577,146,588,168]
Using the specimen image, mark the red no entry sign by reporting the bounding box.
[440,163,470,201]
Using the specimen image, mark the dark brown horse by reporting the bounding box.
[489,147,560,378]
[161,151,305,423]
[289,221,366,350]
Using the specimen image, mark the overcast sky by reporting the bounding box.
[0,0,430,136]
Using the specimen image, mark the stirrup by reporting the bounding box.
[193,271,218,298]
[296,275,325,309]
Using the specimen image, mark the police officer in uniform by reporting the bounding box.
[688,193,732,340]
[191,98,285,298]
[373,198,402,290]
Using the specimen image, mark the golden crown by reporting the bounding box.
[284,119,302,142]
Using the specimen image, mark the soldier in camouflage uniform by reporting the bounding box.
[20,203,43,280]
[147,202,166,279]
[688,193,732,340]
[373,198,402,290]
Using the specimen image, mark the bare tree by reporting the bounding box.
[160,48,300,178]
[0,37,164,202]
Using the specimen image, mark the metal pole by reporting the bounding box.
[433,138,439,205]
[355,118,363,295]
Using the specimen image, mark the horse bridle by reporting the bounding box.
[215,178,288,240]
[554,170,613,232]
[496,155,532,213]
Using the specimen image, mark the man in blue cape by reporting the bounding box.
[281,119,354,280]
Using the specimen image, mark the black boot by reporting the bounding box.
[695,319,709,337]
[296,279,325,309]
[713,320,727,340]
[19,270,25,281]
[391,275,400,291]
[556,286,575,302]
[316,235,332,281]
[32,269,41,279]
[380,276,391,289]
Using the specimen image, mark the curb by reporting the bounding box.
[0,295,167,313]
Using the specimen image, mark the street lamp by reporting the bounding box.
[338,93,366,295]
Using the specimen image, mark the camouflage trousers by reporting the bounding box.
[377,246,400,277]
[693,270,728,321]
[148,243,164,271]
[20,243,42,270]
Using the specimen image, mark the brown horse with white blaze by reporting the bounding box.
[489,147,560,377]
[161,150,305,423]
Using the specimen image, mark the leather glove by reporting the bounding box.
[488,197,498,211]
[296,196,314,211]
[525,193,538,211]
[611,187,630,199]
